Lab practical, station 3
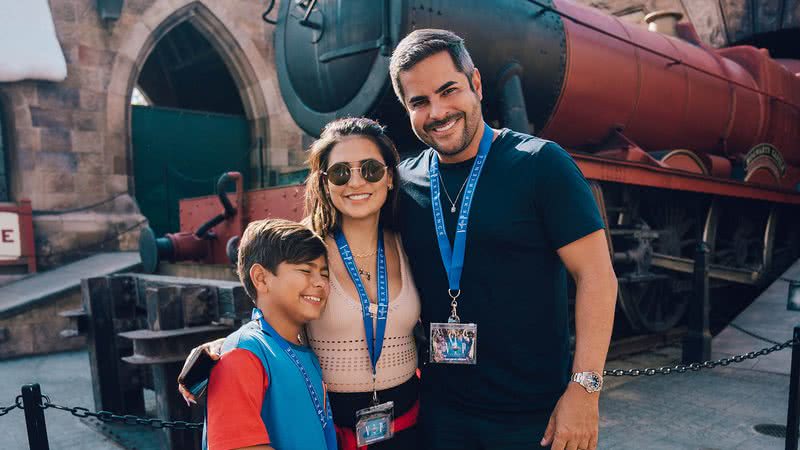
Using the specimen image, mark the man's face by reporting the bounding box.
[398,51,483,158]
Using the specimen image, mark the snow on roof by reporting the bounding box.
[0,0,67,82]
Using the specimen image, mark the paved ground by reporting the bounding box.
[602,345,790,449]
[597,258,800,450]
[712,259,800,376]
[0,351,123,450]
[1,260,797,449]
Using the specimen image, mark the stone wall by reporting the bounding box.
[0,0,305,267]
[0,292,85,359]
[574,0,689,23]
[572,0,729,47]
[573,0,727,47]
[577,0,800,48]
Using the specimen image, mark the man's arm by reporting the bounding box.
[561,228,617,379]
[541,229,617,450]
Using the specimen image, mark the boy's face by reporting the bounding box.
[258,255,330,324]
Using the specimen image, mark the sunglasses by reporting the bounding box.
[323,159,388,186]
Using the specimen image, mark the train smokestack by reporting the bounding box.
[643,10,684,37]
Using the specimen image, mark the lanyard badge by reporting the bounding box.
[427,123,493,365]
[252,309,338,450]
[335,230,395,445]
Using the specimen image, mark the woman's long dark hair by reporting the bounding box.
[304,117,401,237]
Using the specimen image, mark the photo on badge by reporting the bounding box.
[355,401,394,446]
[429,322,477,364]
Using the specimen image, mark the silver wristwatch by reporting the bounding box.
[571,371,603,393]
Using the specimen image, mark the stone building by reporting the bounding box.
[0,0,309,269]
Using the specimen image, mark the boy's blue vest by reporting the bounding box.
[204,321,330,450]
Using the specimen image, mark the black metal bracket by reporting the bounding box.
[22,384,50,450]
[787,325,800,449]
[682,242,712,363]
[496,62,532,134]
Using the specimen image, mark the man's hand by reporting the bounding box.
[177,338,225,405]
[540,383,599,450]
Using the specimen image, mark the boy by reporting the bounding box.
[205,218,337,450]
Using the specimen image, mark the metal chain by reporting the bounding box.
[0,396,22,417]
[40,396,202,430]
[604,337,797,377]
[3,338,795,424]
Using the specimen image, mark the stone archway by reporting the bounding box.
[105,0,302,194]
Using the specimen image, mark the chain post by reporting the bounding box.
[786,325,800,450]
[21,384,50,450]
[683,241,712,364]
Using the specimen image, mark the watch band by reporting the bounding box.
[571,371,603,393]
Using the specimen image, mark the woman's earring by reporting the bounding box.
[388,184,393,190]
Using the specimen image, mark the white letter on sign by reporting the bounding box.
[0,212,21,260]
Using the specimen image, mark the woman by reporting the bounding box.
[179,118,420,449]
[304,117,420,449]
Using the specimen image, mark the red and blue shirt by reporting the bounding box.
[206,321,331,450]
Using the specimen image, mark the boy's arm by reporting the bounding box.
[207,348,272,450]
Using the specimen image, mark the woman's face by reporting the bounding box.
[325,136,393,223]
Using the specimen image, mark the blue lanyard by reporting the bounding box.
[429,123,493,307]
[251,309,337,450]
[334,229,388,375]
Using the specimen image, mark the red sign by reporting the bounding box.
[0,212,21,260]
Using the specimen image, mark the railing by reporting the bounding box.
[2,329,798,449]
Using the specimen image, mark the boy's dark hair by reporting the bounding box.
[389,29,476,104]
[304,117,400,237]
[236,218,327,301]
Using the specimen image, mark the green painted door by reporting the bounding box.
[132,106,251,235]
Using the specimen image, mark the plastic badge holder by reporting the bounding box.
[355,400,394,446]
[429,322,477,364]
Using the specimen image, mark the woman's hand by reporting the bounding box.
[177,338,225,405]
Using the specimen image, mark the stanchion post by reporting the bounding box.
[786,325,800,450]
[21,383,50,450]
[683,241,712,363]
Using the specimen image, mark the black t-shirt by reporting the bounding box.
[397,129,604,414]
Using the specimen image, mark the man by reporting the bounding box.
[390,29,618,450]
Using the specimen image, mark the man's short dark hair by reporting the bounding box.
[236,218,327,301]
[389,29,476,103]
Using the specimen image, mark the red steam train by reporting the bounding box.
[139,0,800,333]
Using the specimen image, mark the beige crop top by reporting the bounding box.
[306,234,420,393]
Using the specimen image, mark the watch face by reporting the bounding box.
[586,373,602,392]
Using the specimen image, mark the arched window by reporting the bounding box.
[131,20,249,234]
